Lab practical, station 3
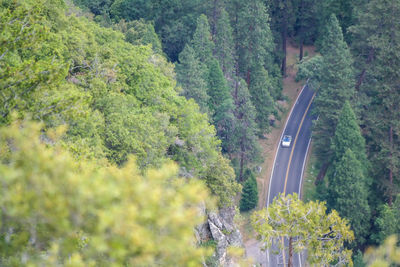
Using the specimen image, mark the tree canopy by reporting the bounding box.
[252,193,354,267]
[0,0,240,206]
[0,119,212,266]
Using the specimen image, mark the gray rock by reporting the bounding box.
[202,206,244,267]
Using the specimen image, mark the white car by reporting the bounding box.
[281,135,292,147]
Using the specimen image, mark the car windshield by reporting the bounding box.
[283,136,291,141]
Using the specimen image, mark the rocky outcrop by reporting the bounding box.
[196,206,243,267]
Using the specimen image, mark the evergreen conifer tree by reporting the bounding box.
[331,101,368,172]
[249,64,275,135]
[327,102,371,248]
[327,149,370,248]
[314,15,355,155]
[315,0,364,43]
[298,14,355,181]
[213,8,235,81]
[236,0,274,84]
[191,14,214,65]
[371,195,400,244]
[349,0,400,205]
[239,171,258,211]
[268,0,296,76]
[207,59,235,153]
[176,45,209,114]
[295,0,319,60]
[233,78,260,181]
[230,0,277,134]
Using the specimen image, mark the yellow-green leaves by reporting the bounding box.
[0,0,67,123]
[365,236,400,267]
[1,0,239,207]
[0,120,212,266]
[252,193,354,266]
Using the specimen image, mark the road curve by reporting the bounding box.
[265,83,315,267]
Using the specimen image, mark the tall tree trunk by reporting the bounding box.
[233,78,239,101]
[211,0,218,37]
[388,125,393,206]
[239,146,245,182]
[246,68,251,86]
[288,236,293,267]
[246,25,253,86]
[299,38,304,61]
[299,0,304,61]
[281,26,287,76]
[233,2,240,79]
[281,0,288,76]
[315,162,330,184]
[355,48,374,91]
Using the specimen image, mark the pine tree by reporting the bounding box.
[331,101,368,171]
[109,0,206,61]
[213,7,235,81]
[295,0,319,60]
[268,0,296,76]
[191,14,214,65]
[350,0,400,205]
[236,0,274,84]
[239,171,258,211]
[207,59,235,153]
[248,64,275,135]
[299,14,355,181]
[233,78,260,181]
[315,0,364,43]
[176,45,209,114]
[230,0,277,134]
[371,195,400,244]
[328,149,370,248]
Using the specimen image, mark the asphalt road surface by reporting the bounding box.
[265,84,316,267]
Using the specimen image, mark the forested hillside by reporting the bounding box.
[0,0,240,265]
[1,0,400,266]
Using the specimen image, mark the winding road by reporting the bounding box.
[265,83,316,266]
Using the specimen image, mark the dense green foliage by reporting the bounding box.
[3,0,400,264]
[176,45,209,114]
[371,197,400,245]
[325,103,371,248]
[109,0,205,61]
[0,0,67,124]
[328,149,371,248]
[212,7,235,80]
[233,79,260,181]
[207,59,235,154]
[350,0,400,206]
[0,0,240,205]
[73,0,285,181]
[331,102,368,169]
[174,5,274,179]
[113,19,162,54]
[0,0,245,264]
[298,14,355,164]
[0,120,211,266]
[296,0,400,258]
[239,170,258,211]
